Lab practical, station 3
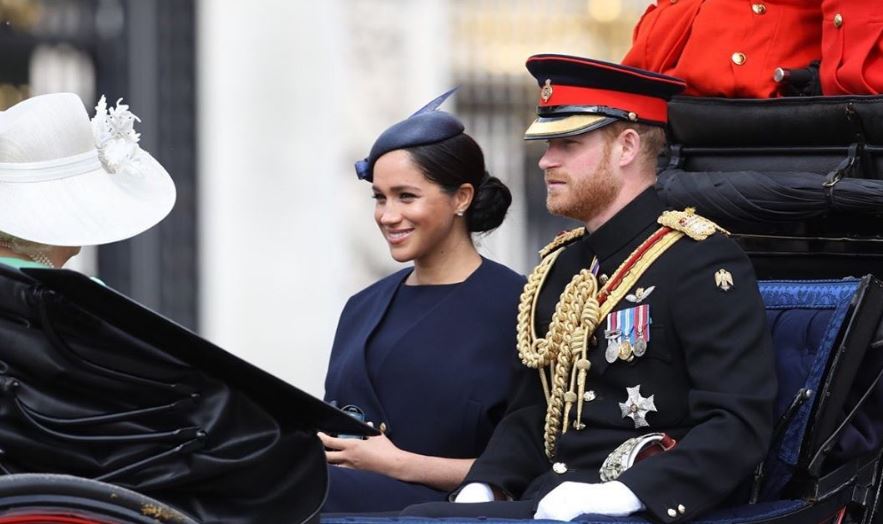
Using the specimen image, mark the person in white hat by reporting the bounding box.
[0,93,176,269]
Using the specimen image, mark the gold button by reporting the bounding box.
[751,3,766,14]
[379,422,388,433]
[599,274,609,285]
[584,390,596,402]
[552,462,568,474]
[678,504,686,514]
[667,508,678,518]
[833,13,843,28]
[731,52,747,65]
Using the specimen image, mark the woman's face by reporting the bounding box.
[371,150,465,264]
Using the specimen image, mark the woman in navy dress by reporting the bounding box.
[320,91,526,513]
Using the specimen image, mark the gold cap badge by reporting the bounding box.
[541,79,554,102]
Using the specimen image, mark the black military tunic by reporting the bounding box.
[463,188,777,522]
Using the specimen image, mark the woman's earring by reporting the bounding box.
[455,210,464,217]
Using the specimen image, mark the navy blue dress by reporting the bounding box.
[322,257,525,512]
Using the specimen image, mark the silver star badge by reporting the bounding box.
[619,385,657,428]
[625,286,655,303]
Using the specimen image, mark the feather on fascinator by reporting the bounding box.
[355,88,464,181]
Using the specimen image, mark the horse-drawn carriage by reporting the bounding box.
[0,94,881,524]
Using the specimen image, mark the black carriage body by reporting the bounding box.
[0,265,375,524]
[650,95,883,524]
[660,95,883,281]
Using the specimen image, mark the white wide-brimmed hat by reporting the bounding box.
[0,93,176,246]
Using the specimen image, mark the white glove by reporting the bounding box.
[454,482,495,503]
[534,481,644,521]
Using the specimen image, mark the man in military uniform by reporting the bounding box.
[404,54,776,522]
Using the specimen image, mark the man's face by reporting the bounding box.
[538,130,620,223]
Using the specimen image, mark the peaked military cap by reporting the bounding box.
[355,88,464,182]
[524,54,686,140]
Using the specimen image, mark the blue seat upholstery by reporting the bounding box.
[755,279,860,501]
[323,500,809,524]
[322,279,875,524]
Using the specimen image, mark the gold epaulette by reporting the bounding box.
[538,227,586,259]
[657,208,729,241]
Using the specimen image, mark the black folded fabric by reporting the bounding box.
[656,169,883,226]
[0,265,372,524]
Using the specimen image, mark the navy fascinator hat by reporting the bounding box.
[354,88,464,182]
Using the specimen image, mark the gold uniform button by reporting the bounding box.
[667,508,678,518]
[678,504,686,514]
[834,13,843,28]
[552,462,568,474]
[751,3,766,14]
[731,52,747,65]
[379,422,388,433]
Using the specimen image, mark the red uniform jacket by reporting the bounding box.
[820,0,883,95]
[623,0,822,98]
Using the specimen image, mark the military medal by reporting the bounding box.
[619,339,634,361]
[605,343,619,363]
[605,315,622,364]
[634,338,647,357]
[632,304,650,357]
[604,304,622,363]
[619,385,657,428]
[621,308,636,361]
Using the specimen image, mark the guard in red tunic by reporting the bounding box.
[623,0,822,98]
[820,0,883,95]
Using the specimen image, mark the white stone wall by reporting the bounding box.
[197,0,454,396]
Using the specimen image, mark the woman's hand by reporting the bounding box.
[317,431,476,490]
[318,432,406,478]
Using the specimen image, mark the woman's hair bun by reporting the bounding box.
[466,174,511,233]
[405,133,512,233]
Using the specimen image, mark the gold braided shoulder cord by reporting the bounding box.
[517,227,686,460]
[517,228,601,459]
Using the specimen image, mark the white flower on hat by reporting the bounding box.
[91,95,142,174]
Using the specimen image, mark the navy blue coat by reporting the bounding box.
[322,257,526,512]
